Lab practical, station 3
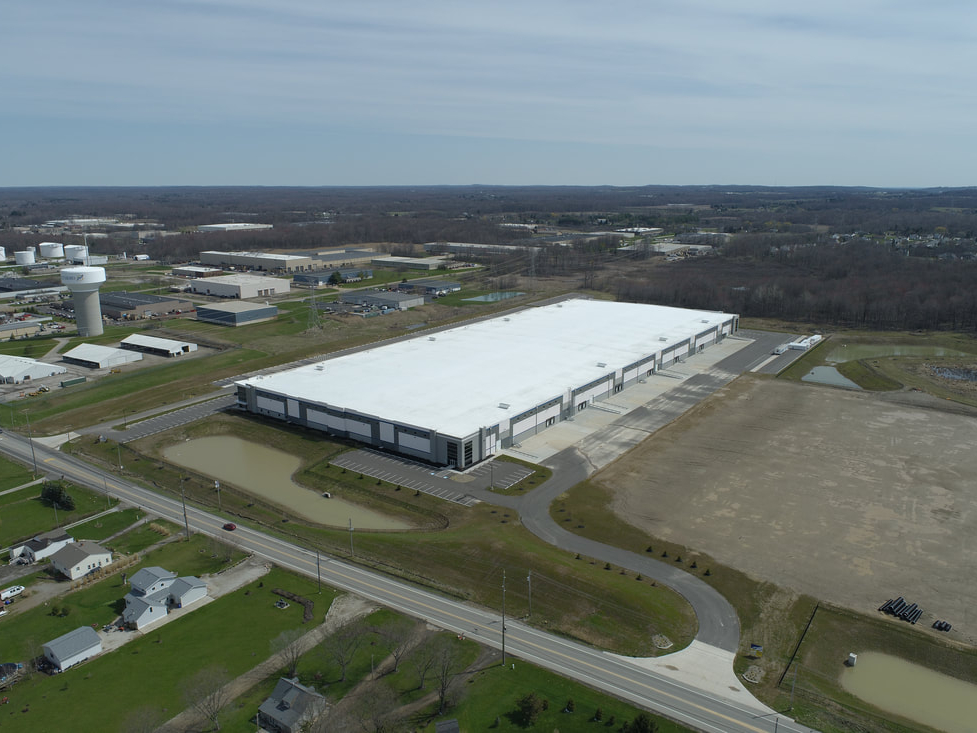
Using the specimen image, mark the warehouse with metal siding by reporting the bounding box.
[235,299,738,468]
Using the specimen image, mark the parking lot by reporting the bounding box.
[330,448,533,506]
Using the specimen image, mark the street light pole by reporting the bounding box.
[348,518,354,557]
[527,570,532,618]
[316,549,321,594]
[180,477,191,541]
[23,410,37,477]
[501,568,507,665]
[117,443,123,471]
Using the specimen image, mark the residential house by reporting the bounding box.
[9,529,74,564]
[257,677,327,733]
[49,541,112,581]
[122,566,208,630]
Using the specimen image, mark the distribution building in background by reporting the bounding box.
[235,299,738,468]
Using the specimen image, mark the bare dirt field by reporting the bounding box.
[597,376,977,644]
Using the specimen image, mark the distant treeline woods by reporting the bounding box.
[611,241,977,332]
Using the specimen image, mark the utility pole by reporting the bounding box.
[315,549,321,594]
[348,518,354,557]
[180,477,191,541]
[501,568,507,665]
[527,570,532,618]
[23,410,37,477]
[215,480,221,511]
[117,443,123,471]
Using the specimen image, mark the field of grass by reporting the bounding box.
[0,456,36,490]
[488,455,552,495]
[1,564,327,732]
[0,483,116,548]
[105,519,182,555]
[63,507,144,541]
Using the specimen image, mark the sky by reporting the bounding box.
[3,1,975,187]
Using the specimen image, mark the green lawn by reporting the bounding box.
[0,456,36,490]
[1,562,322,732]
[0,484,114,548]
[105,520,182,556]
[66,507,145,542]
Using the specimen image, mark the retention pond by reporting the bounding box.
[840,651,977,733]
[163,436,409,530]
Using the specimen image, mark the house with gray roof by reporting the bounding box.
[122,566,208,630]
[9,529,73,564]
[49,540,112,580]
[43,626,102,672]
[258,677,327,733]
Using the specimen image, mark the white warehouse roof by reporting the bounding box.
[239,299,733,438]
[63,344,143,368]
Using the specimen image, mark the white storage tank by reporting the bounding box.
[64,244,88,263]
[14,250,36,265]
[39,242,65,258]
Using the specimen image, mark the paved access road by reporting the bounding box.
[0,429,815,733]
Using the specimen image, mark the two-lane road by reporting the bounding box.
[0,431,814,733]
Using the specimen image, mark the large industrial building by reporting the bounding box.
[188,274,290,299]
[236,300,738,468]
[196,301,278,326]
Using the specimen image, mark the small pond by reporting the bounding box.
[163,436,409,530]
[801,366,862,389]
[840,651,977,733]
[463,291,526,302]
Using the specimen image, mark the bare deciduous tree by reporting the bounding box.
[181,665,231,731]
[271,628,305,677]
[380,616,417,675]
[322,618,366,682]
[433,637,464,715]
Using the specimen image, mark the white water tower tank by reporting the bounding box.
[39,242,65,258]
[14,250,36,265]
[61,266,107,337]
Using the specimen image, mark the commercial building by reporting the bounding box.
[199,250,311,273]
[63,344,143,369]
[197,223,274,233]
[120,334,198,357]
[196,301,278,327]
[371,256,451,271]
[99,291,192,319]
[43,626,102,672]
[293,268,373,287]
[171,265,225,278]
[397,279,461,297]
[236,300,738,468]
[0,355,67,384]
[188,273,290,299]
[338,291,424,311]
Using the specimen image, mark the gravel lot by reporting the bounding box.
[598,377,977,644]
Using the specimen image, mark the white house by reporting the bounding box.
[122,566,208,630]
[9,529,74,564]
[49,541,112,581]
[43,626,102,672]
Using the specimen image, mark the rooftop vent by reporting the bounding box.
[596,362,606,368]
[315,365,324,371]
[428,336,436,341]
[658,337,668,341]
[701,319,709,323]
[498,402,510,409]
[503,317,510,322]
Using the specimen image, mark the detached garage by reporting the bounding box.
[43,626,102,672]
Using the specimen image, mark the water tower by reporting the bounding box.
[61,266,107,337]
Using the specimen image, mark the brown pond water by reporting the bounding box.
[839,651,977,733]
[163,436,409,530]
